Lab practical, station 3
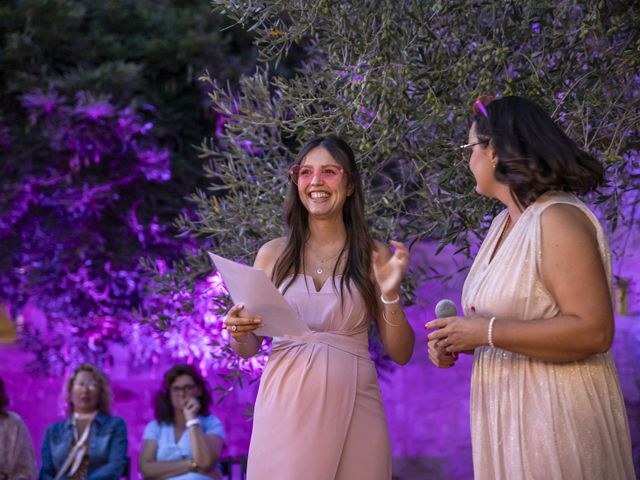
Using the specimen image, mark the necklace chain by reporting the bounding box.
[310,246,343,275]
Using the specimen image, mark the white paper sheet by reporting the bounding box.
[208,252,311,338]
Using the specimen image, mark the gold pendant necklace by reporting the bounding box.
[313,247,343,275]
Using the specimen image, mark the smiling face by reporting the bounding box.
[70,370,100,414]
[296,146,353,219]
[169,373,200,411]
[467,123,498,197]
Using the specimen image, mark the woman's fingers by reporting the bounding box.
[389,241,410,271]
[389,240,408,252]
[224,304,263,335]
[427,339,455,368]
[225,303,245,318]
[426,327,448,342]
[373,241,409,271]
[425,318,450,330]
[185,397,199,411]
[224,317,262,331]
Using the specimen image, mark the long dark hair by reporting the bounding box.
[272,135,379,321]
[0,377,8,417]
[154,364,212,424]
[473,95,604,208]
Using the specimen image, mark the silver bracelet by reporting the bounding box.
[380,293,400,305]
[186,418,201,428]
[487,316,497,348]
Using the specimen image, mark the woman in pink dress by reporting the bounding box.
[427,96,635,479]
[224,134,415,479]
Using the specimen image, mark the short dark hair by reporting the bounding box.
[154,364,212,424]
[0,376,8,417]
[473,95,604,208]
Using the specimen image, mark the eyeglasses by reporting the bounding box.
[459,140,488,163]
[73,381,99,391]
[170,384,197,394]
[289,164,344,186]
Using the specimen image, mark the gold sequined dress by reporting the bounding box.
[462,192,635,480]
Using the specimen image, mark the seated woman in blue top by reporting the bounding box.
[139,364,225,480]
[39,363,128,479]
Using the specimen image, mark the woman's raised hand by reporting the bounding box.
[223,304,263,343]
[183,396,200,421]
[372,240,410,298]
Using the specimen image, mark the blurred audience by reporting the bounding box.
[39,363,128,479]
[0,375,36,480]
[139,364,225,479]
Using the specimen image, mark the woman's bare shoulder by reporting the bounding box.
[254,237,287,272]
[540,203,597,241]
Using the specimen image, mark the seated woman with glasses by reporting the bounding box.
[223,135,415,479]
[39,363,128,480]
[0,375,37,480]
[139,364,225,480]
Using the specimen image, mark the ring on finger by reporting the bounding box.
[231,325,237,332]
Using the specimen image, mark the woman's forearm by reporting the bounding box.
[139,459,191,479]
[491,313,612,362]
[378,302,415,365]
[188,427,218,469]
[429,311,612,363]
[230,333,263,358]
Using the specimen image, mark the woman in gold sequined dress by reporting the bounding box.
[427,96,635,479]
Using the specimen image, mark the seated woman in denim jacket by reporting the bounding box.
[139,364,225,480]
[39,364,128,480]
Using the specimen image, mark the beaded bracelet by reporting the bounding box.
[487,316,497,348]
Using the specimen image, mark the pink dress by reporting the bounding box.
[462,192,635,479]
[247,275,392,479]
[0,411,36,480]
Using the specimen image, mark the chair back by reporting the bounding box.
[120,456,131,480]
[220,455,248,480]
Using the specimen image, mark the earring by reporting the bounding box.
[491,159,497,168]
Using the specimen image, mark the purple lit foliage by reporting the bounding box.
[0,89,180,374]
[142,271,269,385]
[0,0,268,381]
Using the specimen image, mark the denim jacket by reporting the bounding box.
[39,413,128,480]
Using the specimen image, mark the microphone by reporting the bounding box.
[434,299,458,359]
[435,299,458,318]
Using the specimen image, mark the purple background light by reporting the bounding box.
[2,2,639,478]
[2,239,638,479]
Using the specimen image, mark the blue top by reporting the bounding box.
[143,415,225,480]
[39,413,128,480]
